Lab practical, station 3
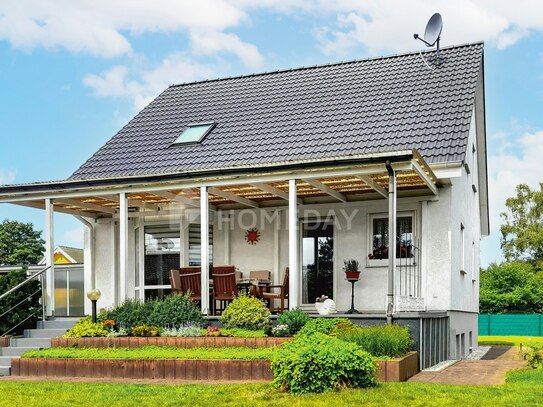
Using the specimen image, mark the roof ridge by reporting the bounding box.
[168,41,484,89]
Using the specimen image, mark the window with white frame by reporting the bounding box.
[368,213,414,265]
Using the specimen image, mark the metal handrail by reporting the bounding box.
[0,287,41,319]
[0,265,50,301]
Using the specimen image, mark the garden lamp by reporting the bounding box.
[86,288,101,323]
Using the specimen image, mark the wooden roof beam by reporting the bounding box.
[55,198,118,215]
[304,179,347,202]
[15,200,101,219]
[250,183,303,204]
[208,187,259,208]
[411,160,439,195]
[356,175,388,198]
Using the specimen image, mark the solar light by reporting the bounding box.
[86,289,101,323]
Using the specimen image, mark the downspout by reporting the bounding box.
[386,161,397,325]
[75,216,95,290]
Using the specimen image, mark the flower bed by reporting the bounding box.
[375,352,419,382]
[12,348,418,382]
[52,336,291,348]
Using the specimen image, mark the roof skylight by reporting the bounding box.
[173,122,215,145]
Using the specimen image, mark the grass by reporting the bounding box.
[22,346,275,360]
[478,336,543,346]
[0,368,541,407]
[219,328,267,338]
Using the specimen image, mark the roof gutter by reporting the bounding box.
[0,152,414,196]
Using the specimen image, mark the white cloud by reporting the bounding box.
[190,31,264,69]
[61,226,84,247]
[0,169,16,184]
[0,0,247,58]
[487,130,543,234]
[84,54,216,110]
[311,0,543,55]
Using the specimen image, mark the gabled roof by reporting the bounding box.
[70,42,484,181]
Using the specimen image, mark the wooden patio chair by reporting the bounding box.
[169,269,182,294]
[249,270,271,282]
[170,267,202,301]
[212,265,236,275]
[260,267,289,313]
[212,271,238,315]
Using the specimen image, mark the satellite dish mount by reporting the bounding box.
[414,13,444,65]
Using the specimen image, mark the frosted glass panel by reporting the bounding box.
[54,270,68,317]
[68,268,85,316]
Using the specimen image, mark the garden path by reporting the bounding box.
[408,346,525,385]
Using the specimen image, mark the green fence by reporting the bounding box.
[479,314,543,336]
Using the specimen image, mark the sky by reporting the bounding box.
[1,1,543,267]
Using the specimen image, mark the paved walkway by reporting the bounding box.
[408,346,525,385]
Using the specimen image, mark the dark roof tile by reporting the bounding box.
[70,43,483,180]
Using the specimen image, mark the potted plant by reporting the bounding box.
[344,259,361,280]
[205,326,221,337]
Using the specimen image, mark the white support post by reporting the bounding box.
[288,180,299,309]
[386,163,397,324]
[119,192,128,302]
[45,198,55,317]
[273,210,280,285]
[200,186,210,315]
[180,212,189,267]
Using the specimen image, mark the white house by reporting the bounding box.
[0,42,488,366]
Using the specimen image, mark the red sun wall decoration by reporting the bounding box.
[245,228,261,245]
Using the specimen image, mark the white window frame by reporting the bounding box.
[460,222,467,275]
[366,211,416,268]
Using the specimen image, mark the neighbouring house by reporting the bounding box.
[0,42,488,367]
[0,246,85,317]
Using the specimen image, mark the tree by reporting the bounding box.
[0,219,45,266]
[479,262,543,314]
[500,183,543,264]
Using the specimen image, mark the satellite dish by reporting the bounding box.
[424,13,442,46]
[414,13,444,65]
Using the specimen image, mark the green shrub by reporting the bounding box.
[336,324,413,358]
[296,317,352,336]
[277,308,309,335]
[103,298,152,329]
[131,325,160,337]
[271,333,377,394]
[522,342,543,369]
[147,294,203,328]
[221,292,270,330]
[64,317,109,338]
[104,294,203,329]
[0,269,41,336]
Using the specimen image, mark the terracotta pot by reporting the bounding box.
[345,271,360,279]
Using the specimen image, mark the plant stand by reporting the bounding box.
[345,278,360,314]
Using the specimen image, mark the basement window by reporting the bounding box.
[172,122,215,145]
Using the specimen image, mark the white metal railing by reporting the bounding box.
[0,265,50,335]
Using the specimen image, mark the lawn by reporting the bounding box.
[0,369,540,407]
[478,336,543,346]
[22,346,275,360]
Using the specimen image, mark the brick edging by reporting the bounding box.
[0,336,10,348]
[52,336,291,348]
[11,358,273,381]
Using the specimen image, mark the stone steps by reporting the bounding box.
[0,317,77,376]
